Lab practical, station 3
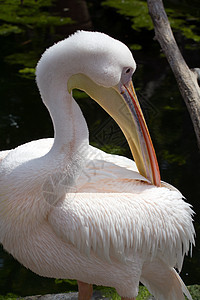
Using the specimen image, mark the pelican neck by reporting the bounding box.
[43,83,89,158]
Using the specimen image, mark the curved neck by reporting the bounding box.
[41,79,89,159]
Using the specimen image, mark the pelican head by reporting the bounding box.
[36,31,160,186]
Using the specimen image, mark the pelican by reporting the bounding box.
[0,31,195,300]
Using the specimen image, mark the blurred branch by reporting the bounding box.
[147,0,200,151]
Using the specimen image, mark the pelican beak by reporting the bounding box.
[67,74,161,186]
[115,80,161,186]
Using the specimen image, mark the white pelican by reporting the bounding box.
[0,31,195,300]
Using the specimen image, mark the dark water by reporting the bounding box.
[0,0,199,296]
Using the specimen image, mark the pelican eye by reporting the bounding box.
[121,67,134,85]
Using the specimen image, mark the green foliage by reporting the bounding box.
[0,0,72,31]
[102,0,153,31]
[73,89,90,100]
[4,51,38,74]
[0,24,23,35]
[188,285,200,300]
[97,287,120,300]
[129,44,142,51]
[95,285,151,299]
[5,52,38,67]
[0,294,18,300]
[137,286,151,299]
[55,278,77,286]
[102,0,200,42]
[167,8,200,42]
[0,0,73,73]
[19,67,36,79]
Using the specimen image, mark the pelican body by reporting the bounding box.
[0,31,195,300]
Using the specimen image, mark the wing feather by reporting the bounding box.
[48,186,195,269]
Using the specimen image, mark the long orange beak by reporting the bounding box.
[121,80,161,186]
[67,73,161,186]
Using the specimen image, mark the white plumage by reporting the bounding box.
[0,31,195,300]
